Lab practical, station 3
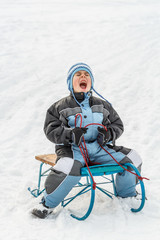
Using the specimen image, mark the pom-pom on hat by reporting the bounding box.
[67,63,94,91]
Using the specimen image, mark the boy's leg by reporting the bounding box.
[114,147,142,197]
[43,157,83,208]
[92,145,142,197]
[31,157,84,218]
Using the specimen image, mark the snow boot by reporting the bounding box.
[31,208,53,219]
[31,197,53,219]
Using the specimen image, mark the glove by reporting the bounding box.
[72,127,88,146]
[97,127,112,145]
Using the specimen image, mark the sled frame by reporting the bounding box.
[28,154,146,220]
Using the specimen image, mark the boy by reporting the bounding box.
[32,63,142,218]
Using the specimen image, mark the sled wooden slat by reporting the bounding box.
[35,154,57,166]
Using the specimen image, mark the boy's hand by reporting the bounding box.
[97,127,112,145]
[72,127,88,146]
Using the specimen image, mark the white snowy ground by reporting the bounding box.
[0,0,160,239]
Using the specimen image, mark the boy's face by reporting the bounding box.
[72,70,92,93]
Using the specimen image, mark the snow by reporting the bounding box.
[0,0,160,239]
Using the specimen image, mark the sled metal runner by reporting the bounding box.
[28,154,146,220]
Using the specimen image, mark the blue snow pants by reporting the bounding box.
[43,143,142,208]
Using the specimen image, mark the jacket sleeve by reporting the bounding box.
[44,104,72,145]
[103,103,124,144]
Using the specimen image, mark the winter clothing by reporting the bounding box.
[72,127,88,146]
[44,92,123,160]
[97,127,112,145]
[40,63,143,209]
[67,63,94,91]
[43,91,142,208]
[31,208,52,219]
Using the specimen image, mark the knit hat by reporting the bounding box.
[67,62,111,106]
[67,63,94,91]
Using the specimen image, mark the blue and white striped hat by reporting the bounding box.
[67,63,94,91]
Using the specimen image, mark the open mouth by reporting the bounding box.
[79,81,87,90]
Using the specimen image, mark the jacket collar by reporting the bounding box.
[70,91,92,102]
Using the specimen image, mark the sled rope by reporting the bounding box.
[75,113,149,183]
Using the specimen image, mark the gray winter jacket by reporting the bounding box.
[44,92,124,160]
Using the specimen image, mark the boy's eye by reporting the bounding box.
[75,72,89,76]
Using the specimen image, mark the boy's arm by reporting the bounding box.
[44,105,72,145]
[103,104,124,144]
